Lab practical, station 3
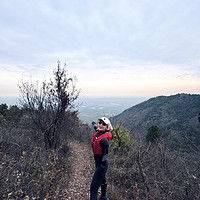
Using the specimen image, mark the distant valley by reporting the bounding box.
[75,96,149,124]
[0,95,149,124]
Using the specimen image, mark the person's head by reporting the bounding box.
[98,117,113,132]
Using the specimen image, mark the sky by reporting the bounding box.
[0,0,200,98]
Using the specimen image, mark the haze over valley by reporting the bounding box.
[75,96,149,123]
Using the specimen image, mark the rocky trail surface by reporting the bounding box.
[62,141,94,200]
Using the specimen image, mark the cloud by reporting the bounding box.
[0,0,200,97]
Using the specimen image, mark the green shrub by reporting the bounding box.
[110,124,133,152]
[146,125,162,143]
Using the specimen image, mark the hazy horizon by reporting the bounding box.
[0,95,148,123]
[1,92,199,106]
[1,93,199,123]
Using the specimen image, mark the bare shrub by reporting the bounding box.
[0,61,83,199]
[108,133,200,200]
[0,124,71,199]
[18,61,80,149]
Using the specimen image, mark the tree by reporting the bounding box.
[7,105,23,122]
[0,104,8,117]
[0,104,23,124]
[146,125,162,143]
[18,61,80,149]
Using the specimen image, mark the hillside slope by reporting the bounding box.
[111,93,200,149]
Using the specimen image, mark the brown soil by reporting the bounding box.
[62,141,94,200]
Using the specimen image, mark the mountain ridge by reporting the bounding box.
[111,93,200,149]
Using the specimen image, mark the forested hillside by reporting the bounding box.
[111,93,200,149]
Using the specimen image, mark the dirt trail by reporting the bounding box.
[62,141,94,200]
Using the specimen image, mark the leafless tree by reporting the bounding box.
[18,61,80,149]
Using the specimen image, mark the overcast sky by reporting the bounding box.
[0,0,200,98]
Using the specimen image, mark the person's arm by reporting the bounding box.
[100,137,109,162]
[92,121,98,131]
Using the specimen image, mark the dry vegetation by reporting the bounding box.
[107,125,200,200]
[0,62,89,199]
[0,63,199,199]
[0,121,70,199]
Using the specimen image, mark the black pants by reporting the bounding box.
[90,159,108,200]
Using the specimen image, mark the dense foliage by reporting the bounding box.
[0,104,23,123]
[146,125,162,142]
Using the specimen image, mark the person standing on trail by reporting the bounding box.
[90,117,113,200]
